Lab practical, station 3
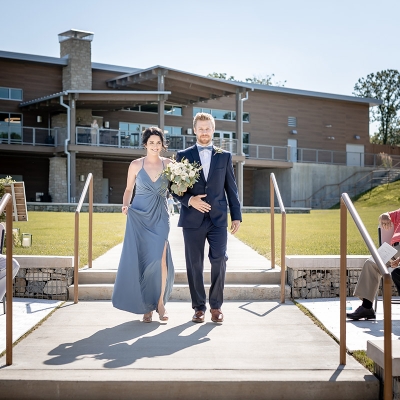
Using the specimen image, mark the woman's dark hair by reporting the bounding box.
[142,126,167,150]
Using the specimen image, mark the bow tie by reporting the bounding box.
[198,145,213,152]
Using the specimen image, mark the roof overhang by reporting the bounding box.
[19,90,171,112]
[106,66,250,105]
[239,82,383,107]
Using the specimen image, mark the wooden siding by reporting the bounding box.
[0,59,62,102]
[243,168,254,206]
[203,92,370,151]
[0,59,63,128]
[92,69,125,90]
[0,154,50,202]
[103,161,130,204]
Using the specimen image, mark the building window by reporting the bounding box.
[0,87,23,101]
[164,126,182,136]
[119,122,151,147]
[0,112,22,141]
[215,131,249,154]
[193,107,249,122]
[288,116,297,127]
[121,104,182,116]
[165,106,182,116]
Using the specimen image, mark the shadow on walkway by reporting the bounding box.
[44,321,219,368]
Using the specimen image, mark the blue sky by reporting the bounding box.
[3,0,400,131]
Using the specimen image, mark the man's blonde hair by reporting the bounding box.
[193,112,215,130]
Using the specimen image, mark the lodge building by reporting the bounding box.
[0,29,393,208]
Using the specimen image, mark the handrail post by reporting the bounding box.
[88,176,93,268]
[280,211,286,303]
[341,193,393,399]
[383,275,392,400]
[339,198,347,365]
[74,211,79,303]
[5,197,13,365]
[270,176,275,269]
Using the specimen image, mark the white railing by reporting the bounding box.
[5,126,400,168]
[75,128,239,153]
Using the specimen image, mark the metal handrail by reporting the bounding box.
[340,193,392,400]
[0,193,13,365]
[73,173,93,303]
[270,173,286,303]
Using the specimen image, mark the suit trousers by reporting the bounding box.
[182,214,227,311]
[354,245,400,302]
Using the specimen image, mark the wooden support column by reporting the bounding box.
[158,74,165,132]
[235,91,244,206]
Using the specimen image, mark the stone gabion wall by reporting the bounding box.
[27,203,122,212]
[288,267,398,299]
[14,267,73,301]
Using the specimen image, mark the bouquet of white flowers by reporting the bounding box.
[162,157,202,196]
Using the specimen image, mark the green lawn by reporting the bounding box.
[10,212,126,268]
[6,180,400,268]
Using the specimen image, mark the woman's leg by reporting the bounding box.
[157,242,168,317]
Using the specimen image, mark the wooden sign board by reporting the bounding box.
[4,182,28,222]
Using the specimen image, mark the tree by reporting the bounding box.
[353,69,400,145]
[245,74,286,87]
[207,72,236,81]
[207,72,286,87]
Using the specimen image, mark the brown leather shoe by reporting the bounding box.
[192,310,205,323]
[210,308,223,323]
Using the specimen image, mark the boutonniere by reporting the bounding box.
[213,146,223,155]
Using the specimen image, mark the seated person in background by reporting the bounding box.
[0,254,20,300]
[347,209,400,320]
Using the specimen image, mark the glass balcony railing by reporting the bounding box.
[3,126,399,168]
[0,126,60,146]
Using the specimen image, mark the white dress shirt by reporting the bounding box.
[197,143,213,181]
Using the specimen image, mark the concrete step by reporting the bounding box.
[68,283,291,301]
[77,268,282,285]
[0,369,378,400]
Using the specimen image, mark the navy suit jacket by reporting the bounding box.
[173,145,242,229]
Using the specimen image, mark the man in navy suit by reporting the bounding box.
[174,112,242,323]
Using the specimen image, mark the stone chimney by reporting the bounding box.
[58,29,93,91]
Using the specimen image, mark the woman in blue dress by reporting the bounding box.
[112,127,174,322]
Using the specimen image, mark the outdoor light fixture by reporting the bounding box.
[21,233,32,248]
[327,136,335,140]
[79,174,85,182]
[104,121,109,128]
[37,116,42,123]
[325,124,332,128]
[354,135,361,140]
[291,130,298,134]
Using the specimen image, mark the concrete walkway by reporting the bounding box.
[88,214,273,271]
[0,215,379,399]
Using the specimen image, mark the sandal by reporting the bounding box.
[142,311,153,323]
[156,308,169,321]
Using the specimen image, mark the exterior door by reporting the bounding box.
[214,131,233,152]
[288,138,297,162]
[346,144,364,167]
[102,178,109,203]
